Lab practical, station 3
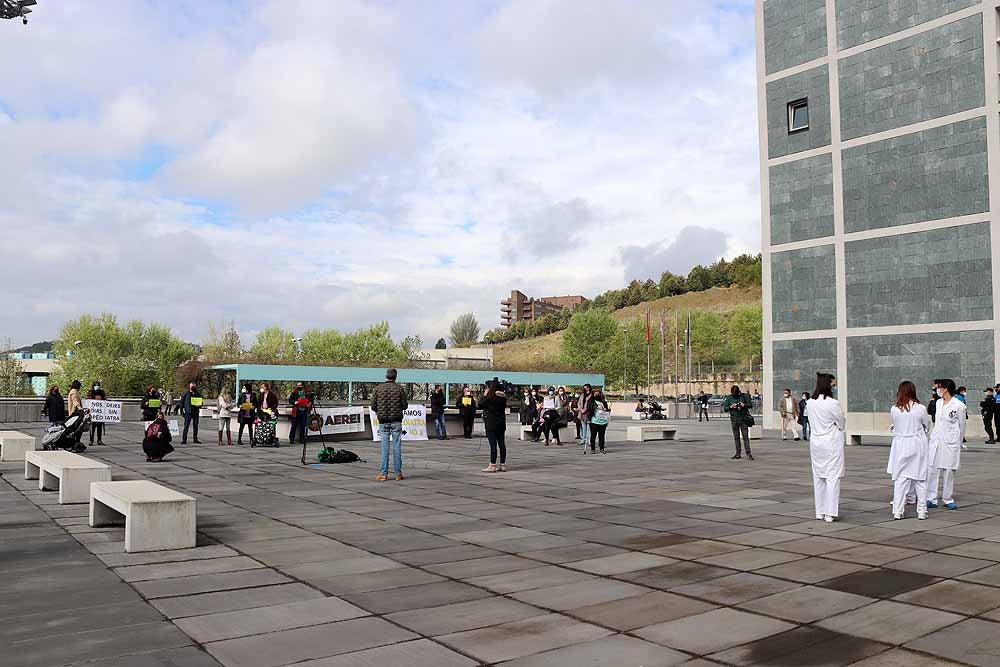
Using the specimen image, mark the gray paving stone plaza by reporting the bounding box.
[7,418,1000,666]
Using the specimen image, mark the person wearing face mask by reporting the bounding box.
[287,382,314,445]
[237,384,256,445]
[798,392,811,441]
[179,381,203,444]
[577,384,592,447]
[479,379,508,472]
[724,385,754,460]
[807,373,845,522]
[541,386,563,446]
[87,381,107,445]
[927,378,966,510]
[519,388,538,433]
[586,387,611,454]
[777,388,800,441]
[981,387,996,445]
[887,381,929,520]
[457,386,477,438]
[430,385,448,440]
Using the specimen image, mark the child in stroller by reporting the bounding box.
[41,409,91,453]
[251,408,279,447]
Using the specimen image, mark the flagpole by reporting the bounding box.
[646,309,651,397]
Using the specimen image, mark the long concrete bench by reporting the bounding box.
[519,425,534,441]
[25,451,111,504]
[847,430,886,446]
[90,480,196,553]
[0,430,37,462]
[626,425,678,442]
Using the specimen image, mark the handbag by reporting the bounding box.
[745,414,755,427]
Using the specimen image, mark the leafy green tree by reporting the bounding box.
[561,308,618,371]
[202,321,242,363]
[658,271,686,297]
[51,314,193,395]
[249,326,298,362]
[449,313,480,347]
[0,338,33,396]
[435,338,447,349]
[689,311,726,371]
[728,305,763,371]
[597,319,661,393]
[685,265,713,292]
[299,328,345,364]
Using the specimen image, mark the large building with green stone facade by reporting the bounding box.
[756,0,1000,437]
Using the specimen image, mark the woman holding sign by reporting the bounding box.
[586,388,611,454]
[141,386,162,422]
[87,382,107,446]
[237,385,255,445]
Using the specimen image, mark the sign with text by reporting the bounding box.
[83,399,122,423]
[369,404,428,441]
[312,406,366,435]
[144,420,180,436]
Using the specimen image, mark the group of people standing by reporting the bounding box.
[517,384,611,454]
[42,380,108,445]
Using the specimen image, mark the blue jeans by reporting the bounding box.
[379,422,403,475]
[579,420,590,444]
[433,413,447,437]
[290,411,309,443]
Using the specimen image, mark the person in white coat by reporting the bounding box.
[927,378,966,510]
[807,373,845,522]
[887,381,929,520]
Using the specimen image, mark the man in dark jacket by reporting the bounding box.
[982,387,997,445]
[456,386,477,438]
[479,380,508,472]
[288,382,314,445]
[430,385,447,440]
[180,381,203,444]
[88,382,107,445]
[698,391,711,422]
[371,368,408,481]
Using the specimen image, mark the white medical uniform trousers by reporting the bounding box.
[892,477,927,517]
[813,476,840,518]
[927,468,956,505]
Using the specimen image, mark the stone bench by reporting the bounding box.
[25,451,111,504]
[626,425,678,442]
[519,425,535,441]
[749,425,762,440]
[847,431,885,446]
[0,430,37,462]
[90,480,196,553]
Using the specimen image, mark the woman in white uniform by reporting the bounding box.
[887,381,929,520]
[807,373,845,522]
[927,378,966,510]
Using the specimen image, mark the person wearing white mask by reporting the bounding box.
[806,373,845,522]
[927,378,966,510]
[887,381,929,520]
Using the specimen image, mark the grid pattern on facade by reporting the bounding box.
[835,0,980,50]
[763,0,828,74]
[769,153,836,244]
[770,244,838,333]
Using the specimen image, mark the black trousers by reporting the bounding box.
[238,420,253,443]
[182,413,199,442]
[731,421,751,456]
[462,415,475,437]
[589,423,607,451]
[487,430,507,464]
[89,422,104,443]
[985,415,996,441]
[699,406,709,421]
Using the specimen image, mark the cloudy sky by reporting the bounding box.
[0,0,759,348]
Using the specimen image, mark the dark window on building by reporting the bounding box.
[787,99,809,134]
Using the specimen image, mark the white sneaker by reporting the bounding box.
[892,513,902,520]
[816,515,824,521]
[498,463,507,472]
[482,464,497,473]
[917,513,928,520]
[824,515,835,523]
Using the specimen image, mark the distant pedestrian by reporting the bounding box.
[541,387,563,446]
[162,387,173,415]
[237,384,256,445]
[479,379,508,472]
[798,392,811,441]
[42,385,66,428]
[981,387,996,445]
[519,387,537,435]
[698,391,710,422]
[887,381,929,520]
[87,382,107,445]
[287,382,313,445]
[457,386,477,438]
[141,385,162,422]
[723,385,753,460]
[927,383,939,423]
[778,388,800,441]
[372,368,408,481]
[430,385,448,440]
[957,386,969,448]
[577,384,592,446]
[217,387,233,446]
[586,387,611,454]
[927,378,966,510]
[808,373,845,522]
[67,380,83,414]
[180,381,203,444]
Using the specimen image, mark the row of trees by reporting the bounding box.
[483,254,762,345]
[560,305,762,391]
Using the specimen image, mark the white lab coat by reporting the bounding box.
[886,404,929,480]
[929,397,966,471]
[807,396,845,479]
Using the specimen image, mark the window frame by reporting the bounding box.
[787,98,809,134]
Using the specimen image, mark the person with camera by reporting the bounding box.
[479,379,508,473]
[723,385,754,460]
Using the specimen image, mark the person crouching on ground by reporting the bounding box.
[927,378,966,510]
[430,385,448,440]
[143,411,174,462]
[586,387,611,454]
[887,381,930,520]
[807,373,845,523]
[723,385,754,460]
[479,379,508,472]
[372,368,408,481]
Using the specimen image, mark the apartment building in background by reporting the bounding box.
[757,0,999,436]
[500,290,586,328]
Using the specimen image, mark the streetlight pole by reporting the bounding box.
[623,329,627,397]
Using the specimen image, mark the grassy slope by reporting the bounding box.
[492,285,762,370]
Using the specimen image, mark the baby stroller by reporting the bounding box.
[41,409,91,453]
[251,409,279,448]
[645,401,666,420]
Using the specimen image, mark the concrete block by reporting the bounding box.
[25,450,112,504]
[518,425,533,441]
[626,425,677,442]
[0,431,37,462]
[90,480,196,553]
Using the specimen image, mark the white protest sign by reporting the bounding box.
[369,404,428,441]
[312,406,366,435]
[144,420,180,436]
[83,399,122,423]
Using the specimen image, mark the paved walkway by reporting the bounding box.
[4,418,1000,665]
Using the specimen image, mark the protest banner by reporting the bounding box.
[369,404,428,441]
[83,399,122,423]
[311,406,366,436]
[144,420,180,436]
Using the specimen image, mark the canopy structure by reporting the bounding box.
[207,363,605,404]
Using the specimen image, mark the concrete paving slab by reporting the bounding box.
[134,568,292,599]
[818,600,965,644]
[4,621,193,667]
[344,580,493,614]
[150,583,325,619]
[635,607,795,655]
[466,564,596,593]
[905,618,1000,666]
[511,578,651,610]
[176,596,369,643]
[290,639,476,667]
[739,585,875,623]
[437,612,612,663]
[114,555,264,582]
[670,572,801,605]
[387,596,546,636]
[496,634,690,666]
[569,591,717,631]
